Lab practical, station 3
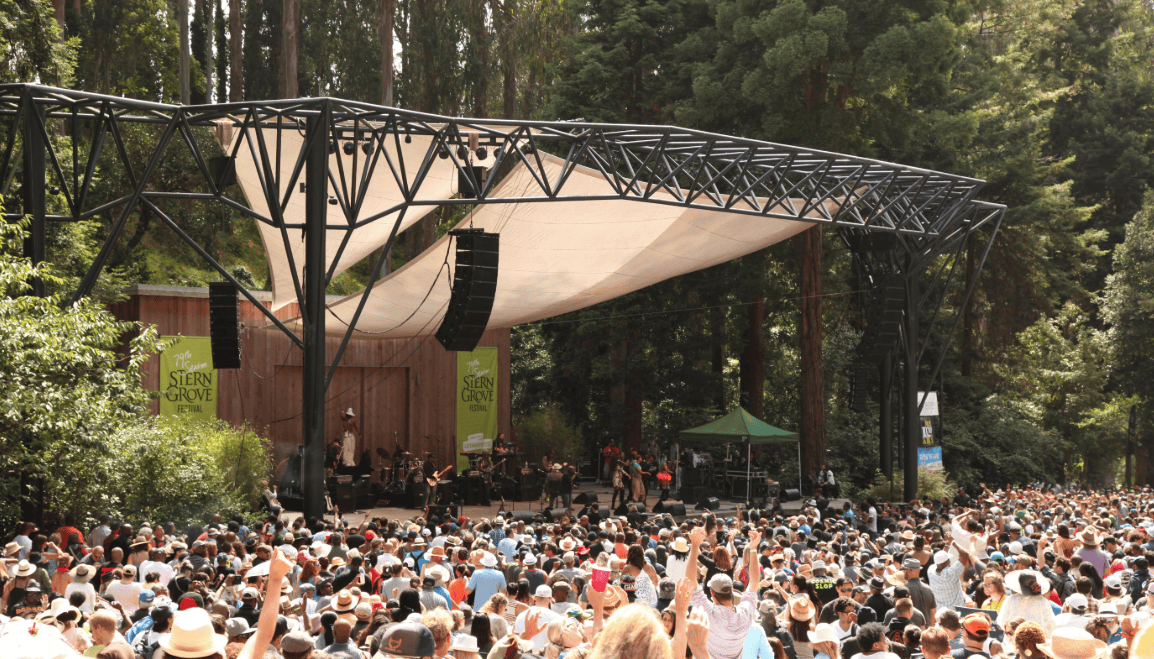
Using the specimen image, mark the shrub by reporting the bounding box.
[867,468,958,503]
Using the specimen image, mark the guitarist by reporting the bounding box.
[421,453,454,513]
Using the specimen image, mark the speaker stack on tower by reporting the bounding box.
[209,282,240,369]
[436,229,499,352]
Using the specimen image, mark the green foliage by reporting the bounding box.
[48,417,272,530]
[516,403,585,465]
[0,0,76,85]
[869,469,957,503]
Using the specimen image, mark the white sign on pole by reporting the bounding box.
[917,391,939,417]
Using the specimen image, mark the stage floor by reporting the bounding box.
[279,481,846,527]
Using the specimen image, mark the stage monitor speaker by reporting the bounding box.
[654,502,686,517]
[209,282,240,368]
[573,492,598,505]
[576,505,592,519]
[783,488,801,501]
[507,510,537,523]
[436,229,499,352]
[614,503,646,516]
[544,508,568,522]
[694,497,720,511]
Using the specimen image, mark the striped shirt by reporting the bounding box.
[690,585,758,659]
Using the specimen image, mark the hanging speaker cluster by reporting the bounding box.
[208,281,240,369]
[435,229,499,352]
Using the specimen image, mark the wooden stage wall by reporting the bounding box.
[111,285,511,477]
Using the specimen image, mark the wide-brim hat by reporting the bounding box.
[429,546,446,558]
[69,564,95,582]
[161,608,229,658]
[451,635,480,652]
[332,589,359,612]
[560,538,577,551]
[1037,628,1108,659]
[13,560,35,578]
[3,542,20,558]
[1079,528,1099,547]
[788,597,815,621]
[480,553,498,568]
[1005,569,1050,595]
[808,623,840,645]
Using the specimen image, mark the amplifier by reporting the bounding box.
[467,471,481,477]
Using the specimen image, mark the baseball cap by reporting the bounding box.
[534,584,553,598]
[139,590,155,605]
[962,613,989,636]
[709,573,734,594]
[376,622,436,657]
[1067,593,1088,613]
[241,587,259,600]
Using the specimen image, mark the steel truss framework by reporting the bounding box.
[0,84,1004,512]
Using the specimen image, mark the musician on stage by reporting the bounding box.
[339,408,360,476]
[478,452,495,505]
[493,433,514,475]
[421,453,453,512]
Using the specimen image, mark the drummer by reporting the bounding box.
[493,433,514,475]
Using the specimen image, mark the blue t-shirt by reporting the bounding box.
[468,568,508,610]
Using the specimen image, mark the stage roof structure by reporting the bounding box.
[0,84,1005,515]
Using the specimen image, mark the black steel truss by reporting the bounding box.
[0,84,1005,512]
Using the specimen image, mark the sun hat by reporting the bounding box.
[69,564,95,582]
[13,560,35,578]
[161,608,228,658]
[523,554,537,565]
[345,408,355,417]
[3,542,20,557]
[332,589,358,612]
[808,623,840,645]
[1037,628,1108,659]
[480,553,498,568]
[789,597,815,621]
[672,538,689,553]
[1078,528,1099,547]
[1005,569,1050,596]
[559,537,577,551]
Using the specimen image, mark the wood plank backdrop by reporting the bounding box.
[110,286,511,479]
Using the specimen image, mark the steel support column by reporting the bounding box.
[302,106,330,521]
[903,272,920,501]
[880,351,893,479]
[22,93,45,296]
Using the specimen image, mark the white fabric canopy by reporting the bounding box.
[315,153,835,337]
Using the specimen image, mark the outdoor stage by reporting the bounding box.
[281,480,844,527]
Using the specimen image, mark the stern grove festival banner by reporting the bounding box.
[159,336,218,420]
[456,347,498,471]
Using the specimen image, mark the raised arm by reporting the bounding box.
[237,551,292,659]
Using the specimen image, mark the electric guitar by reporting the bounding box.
[426,465,455,488]
[480,459,507,483]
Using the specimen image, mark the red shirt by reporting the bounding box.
[56,526,84,546]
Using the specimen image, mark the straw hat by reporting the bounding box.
[788,597,815,621]
[559,537,577,552]
[1078,528,1099,547]
[451,635,480,653]
[160,608,228,658]
[3,542,20,558]
[332,589,358,612]
[671,538,689,553]
[13,560,35,578]
[1037,628,1108,659]
[808,623,840,645]
[69,564,95,582]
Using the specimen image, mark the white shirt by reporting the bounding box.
[514,606,560,652]
[850,653,900,659]
[868,507,878,533]
[64,582,96,613]
[341,431,357,467]
[106,580,144,614]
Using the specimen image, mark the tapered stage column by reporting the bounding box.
[880,351,893,480]
[302,104,330,521]
[903,272,919,501]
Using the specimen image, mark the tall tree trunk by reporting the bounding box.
[711,305,726,412]
[740,298,765,418]
[179,0,190,103]
[962,237,975,377]
[204,0,214,102]
[496,0,516,118]
[229,0,242,101]
[215,2,227,102]
[281,0,299,98]
[52,0,64,32]
[379,0,394,105]
[798,226,825,482]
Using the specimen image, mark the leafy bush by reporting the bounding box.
[868,468,958,503]
[516,404,584,465]
[48,417,272,530]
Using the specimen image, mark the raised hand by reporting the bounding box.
[686,610,710,656]
[690,527,707,547]
[675,577,694,612]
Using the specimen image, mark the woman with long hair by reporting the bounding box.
[1053,524,1079,560]
[697,540,735,587]
[622,544,659,607]
[470,612,498,656]
[629,452,646,505]
[1078,562,1104,599]
[543,617,588,659]
[478,593,510,638]
[981,571,1007,613]
[782,597,817,659]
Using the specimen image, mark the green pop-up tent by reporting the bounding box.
[679,407,800,501]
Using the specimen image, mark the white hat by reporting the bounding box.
[345,408,355,417]
[933,550,950,564]
[1008,541,1024,555]
[1067,594,1088,612]
[451,635,480,652]
[480,553,498,568]
[161,608,228,658]
[534,584,554,598]
[808,623,840,645]
[553,464,562,470]
[523,554,537,565]
[13,560,35,578]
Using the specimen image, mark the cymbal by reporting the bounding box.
[399,451,411,456]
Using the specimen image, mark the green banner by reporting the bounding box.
[159,336,218,420]
[456,347,499,471]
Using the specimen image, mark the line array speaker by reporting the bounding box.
[435,229,499,352]
[209,282,240,369]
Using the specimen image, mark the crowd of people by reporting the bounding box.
[1,482,1153,659]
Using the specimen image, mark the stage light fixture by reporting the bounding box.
[328,141,337,154]
[438,147,449,159]
[476,147,487,160]
[456,145,469,160]
[342,141,355,155]
[524,144,536,154]
[361,139,372,155]
[404,127,412,143]
[328,196,338,206]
